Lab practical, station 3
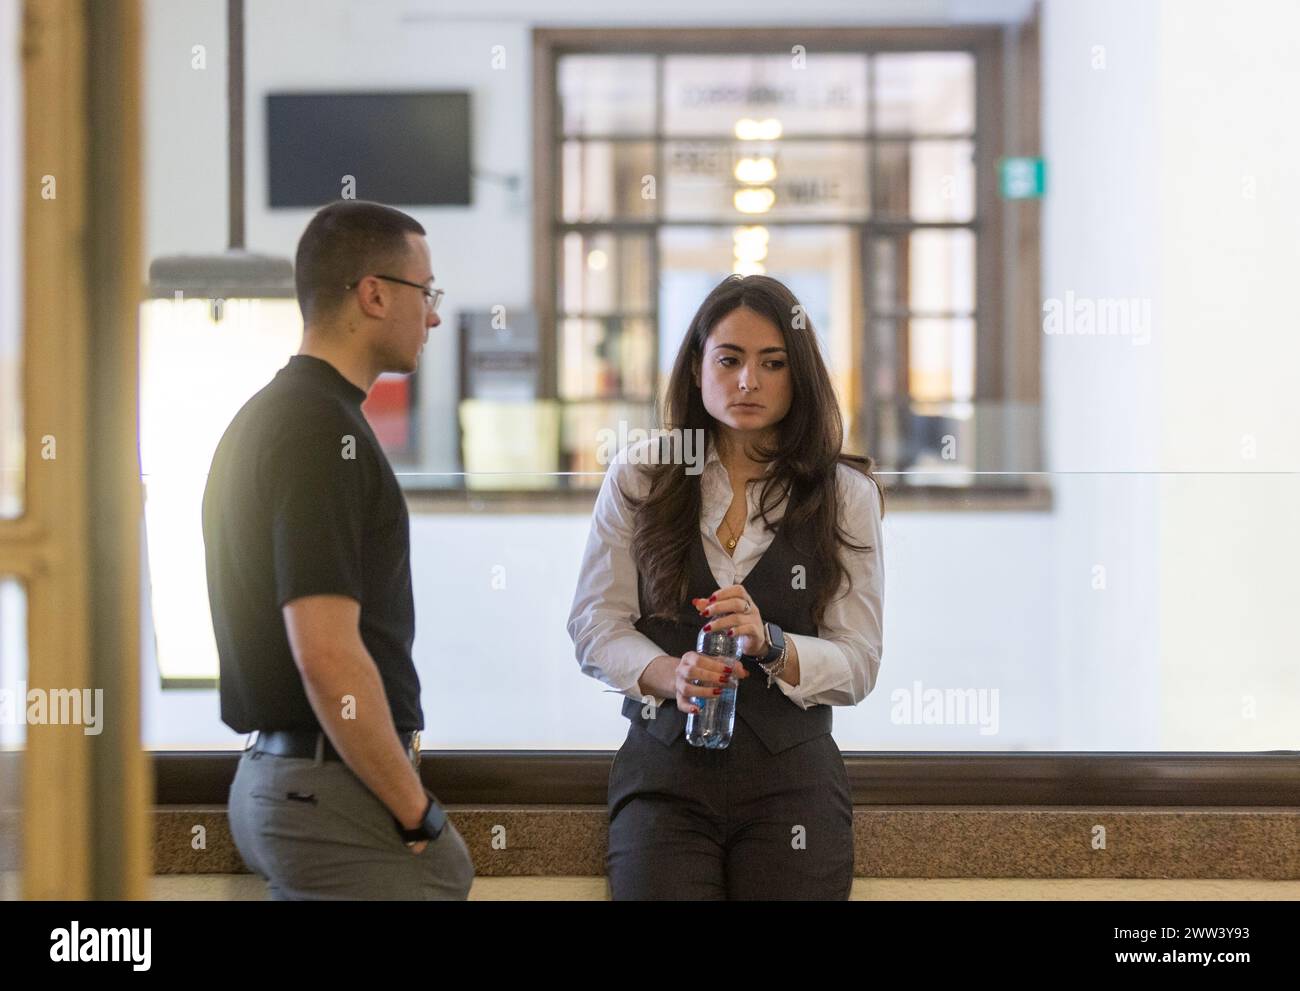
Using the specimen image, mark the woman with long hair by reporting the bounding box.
[567,274,885,900]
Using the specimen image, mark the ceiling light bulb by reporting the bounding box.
[733,187,775,214]
[734,157,776,184]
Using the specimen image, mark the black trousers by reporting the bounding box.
[606,712,854,900]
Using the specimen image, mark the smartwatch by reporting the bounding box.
[757,622,785,664]
[394,791,448,845]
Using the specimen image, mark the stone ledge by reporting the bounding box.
[155,806,1300,879]
[146,875,1300,901]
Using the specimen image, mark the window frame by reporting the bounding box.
[533,25,1036,494]
[157,750,1300,807]
[0,0,149,898]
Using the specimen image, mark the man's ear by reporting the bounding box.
[354,276,388,319]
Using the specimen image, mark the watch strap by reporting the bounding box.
[761,623,785,664]
[395,793,447,844]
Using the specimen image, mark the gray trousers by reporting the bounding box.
[606,713,854,900]
[228,746,474,900]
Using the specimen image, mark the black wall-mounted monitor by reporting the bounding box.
[266,91,472,207]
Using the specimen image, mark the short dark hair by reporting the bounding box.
[294,200,426,323]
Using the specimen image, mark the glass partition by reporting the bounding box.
[142,471,1300,754]
[0,0,21,520]
[0,578,25,899]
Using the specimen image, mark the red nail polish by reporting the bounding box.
[709,595,717,603]
[720,674,730,683]
[703,624,712,631]
[713,688,722,695]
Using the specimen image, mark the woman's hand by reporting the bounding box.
[672,649,748,714]
[694,586,767,657]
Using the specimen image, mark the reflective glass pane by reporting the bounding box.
[663,54,867,135]
[870,317,900,399]
[909,229,975,313]
[559,317,655,402]
[561,400,656,479]
[139,471,1300,749]
[561,141,657,221]
[871,236,903,315]
[876,140,975,222]
[458,400,563,492]
[658,225,857,417]
[908,317,976,402]
[869,396,905,467]
[560,231,653,315]
[874,52,975,134]
[559,55,657,135]
[0,578,25,899]
[663,141,867,221]
[0,0,21,519]
[898,399,976,475]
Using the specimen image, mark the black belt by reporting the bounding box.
[252,729,421,767]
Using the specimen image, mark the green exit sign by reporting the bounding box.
[999,157,1046,199]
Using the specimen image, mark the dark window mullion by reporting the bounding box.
[862,52,879,463]
[651,54,665,418]
[562,131,969,142]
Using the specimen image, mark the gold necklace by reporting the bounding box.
[720,513,742,550]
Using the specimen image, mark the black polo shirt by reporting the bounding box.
[202,354,422,734]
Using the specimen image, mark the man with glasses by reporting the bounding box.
[203,200,473,899]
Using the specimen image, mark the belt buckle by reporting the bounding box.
[409,731,421,768]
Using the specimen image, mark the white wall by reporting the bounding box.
[144,0,228,259]
[1041,0,1163,748]
[138,0,1299,753]
[1156,0,1300,748]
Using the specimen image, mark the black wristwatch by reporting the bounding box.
[755,622,785,664]
[394,791,448,845]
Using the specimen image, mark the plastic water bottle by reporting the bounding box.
[685,627,743,749]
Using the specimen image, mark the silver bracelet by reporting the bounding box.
[759,642,789,689]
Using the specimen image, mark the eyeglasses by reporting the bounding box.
[345,274,444,314]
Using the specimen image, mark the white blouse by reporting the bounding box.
[566,438,884,711]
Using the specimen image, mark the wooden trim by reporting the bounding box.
[533,26,1004,54]
[531,31,558,401]
[153,751,1300,808]
[14,0,146,900]
[402,483,1055,514]
[1012,4,1042,405]
[0,539,43,578]
[20,0,93,899]
[85,0,148,899]
[226,0,244,250]
[974,33,1004,405]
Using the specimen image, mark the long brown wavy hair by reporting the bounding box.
[624,274,885,625]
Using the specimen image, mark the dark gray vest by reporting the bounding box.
[622,521,832,754]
